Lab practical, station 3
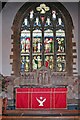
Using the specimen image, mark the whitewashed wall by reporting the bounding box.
[2,2,24,75]
[0,2,2,74]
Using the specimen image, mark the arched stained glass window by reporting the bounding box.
[20,3,66,72]
[12,2,73,76]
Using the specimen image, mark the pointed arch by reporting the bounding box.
[11,2,74,76]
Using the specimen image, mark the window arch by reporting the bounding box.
[11,2,73,76]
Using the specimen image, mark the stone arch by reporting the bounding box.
[11,2,74,76]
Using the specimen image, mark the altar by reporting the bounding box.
[16,87,67,109]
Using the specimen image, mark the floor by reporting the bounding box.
[2,109,80,120]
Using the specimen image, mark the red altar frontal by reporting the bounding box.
[16,88,67,109]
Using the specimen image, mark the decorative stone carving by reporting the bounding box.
[36,66,51,85]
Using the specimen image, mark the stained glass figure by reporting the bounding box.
[44,29,54,53]
[45,55,54,70]
[37,56,42,68]
[25,38,30,53]
[33,56,37,70]
[21,30,30,53]
[21,56,30,72]
[57,55,66,71]
[21,56,25,72]
[56,29,65,53]
[21,38,25,53]
[33,30,42,53]
[45,56,49,67]
[56,38,65,52]
[25,56,29,71]
[33,56,38,70]
[49,56,54,70]
[33,55,42,70]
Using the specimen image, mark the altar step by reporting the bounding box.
[2,116,80,120]
[2,109,80,120]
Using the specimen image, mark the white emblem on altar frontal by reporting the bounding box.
[36,97,46,106]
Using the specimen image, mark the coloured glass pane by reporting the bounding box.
[33,56,42,70]
[45,17,52,26]
[34,17,41,27]
[33,30,42,53]
[22,17,30,28]
[20,30,30,72]
[52,10,56,20]
[56,29,65,37]
[30,10,34,20]
[36,4,50,14]
[44,29,54,53]
[56,17,64,27]
[21,30,30,53]
[25,56,30,71]
[21,56,30,72]
[45,55,54,70]
[56,37,65,53]
[20,3,66,73]
[56,29,65,53]
[56,55,66,72]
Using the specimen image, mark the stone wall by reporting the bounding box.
[0,69,80,107]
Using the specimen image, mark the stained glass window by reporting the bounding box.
[20,3,66,72]
[32,30,42,70]
[20,30,30,72]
